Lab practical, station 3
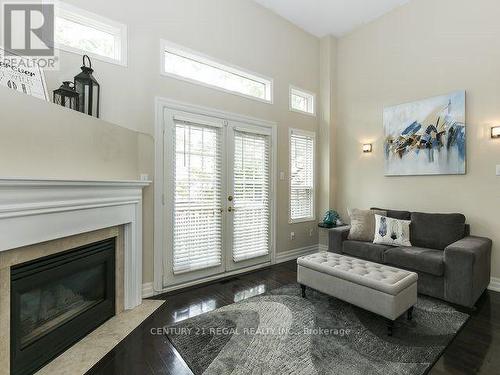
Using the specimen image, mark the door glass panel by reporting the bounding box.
[232,130,270,262]
[173,121,223,274]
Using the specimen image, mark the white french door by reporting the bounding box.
[162,109,274,286]
[226,123,272,272]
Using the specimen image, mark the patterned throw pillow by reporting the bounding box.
[373,214,412,247]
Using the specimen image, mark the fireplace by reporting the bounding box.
[10,238,116,375]
[0,178,148,375]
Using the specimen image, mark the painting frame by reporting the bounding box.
[0,46,49,101]
[383,91,466,177]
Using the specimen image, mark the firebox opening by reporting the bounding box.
[10,238,116,375]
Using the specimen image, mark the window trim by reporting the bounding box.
[55,2,128,66]
[160,39,273,104]
[288,128,316,224]
[289,85,316,117]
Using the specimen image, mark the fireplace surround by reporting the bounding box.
[11,238,116,375]
[0,178,149,375]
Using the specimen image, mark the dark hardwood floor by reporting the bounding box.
[87,261,500,375]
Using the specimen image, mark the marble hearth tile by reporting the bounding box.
[35,299,165,375]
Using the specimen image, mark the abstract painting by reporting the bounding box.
[384,91,466,176]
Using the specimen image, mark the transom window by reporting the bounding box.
[290,86,316,116]
[55,2,127,66]
[161,40,273,103]
[289,129,315,223]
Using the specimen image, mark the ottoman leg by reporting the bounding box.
[407,306,414,321]
[300,284,306,298]
[386,319,394,337]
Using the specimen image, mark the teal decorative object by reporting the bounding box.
[320,210,342,228]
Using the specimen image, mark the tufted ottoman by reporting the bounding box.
[297,252,418,335]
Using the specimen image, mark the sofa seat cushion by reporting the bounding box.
[384,247,444,276]
[343,240,393,263]
[410,212,466,250]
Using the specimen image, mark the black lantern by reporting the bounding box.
[53,81,79,110]
[74,55,100,118]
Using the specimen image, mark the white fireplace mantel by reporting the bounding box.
[0,178,150,310]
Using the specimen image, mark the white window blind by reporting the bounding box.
[233,130,271,262]
[173,120,223,274]
[290,130,315,222]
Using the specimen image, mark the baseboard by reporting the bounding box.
[488,277,500,292]
[275,244,319,264]
[146,245,320,297]
[142,282,154,298]
[147,263,498,297]
[150,262,272,296]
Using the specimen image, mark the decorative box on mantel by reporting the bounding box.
[0,178,150,375]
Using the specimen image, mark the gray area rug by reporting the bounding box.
[166,284,469,375]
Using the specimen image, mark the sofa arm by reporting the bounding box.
[328,226,350,254]
[444,236,492,307]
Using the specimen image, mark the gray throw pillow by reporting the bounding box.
[348,208,387,242]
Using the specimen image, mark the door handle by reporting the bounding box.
[228,207,235,212]
[228,195,234,202]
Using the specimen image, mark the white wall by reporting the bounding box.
[120,0,500,287]
[2,0,321,285]
[335,0,500,277]
[317,36,338,248]
[9,0,496,286]
[0,88,139,180]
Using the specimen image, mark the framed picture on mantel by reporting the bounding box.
[0,47,49,101]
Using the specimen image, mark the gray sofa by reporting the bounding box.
[329,208,492,308]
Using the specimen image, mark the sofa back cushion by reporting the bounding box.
[371,207,411,221]
[410,212,466,250]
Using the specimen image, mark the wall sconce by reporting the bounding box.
[492,126,500,138]
[362,144,373,153]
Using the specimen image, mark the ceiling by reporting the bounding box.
[252,0,411,37]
